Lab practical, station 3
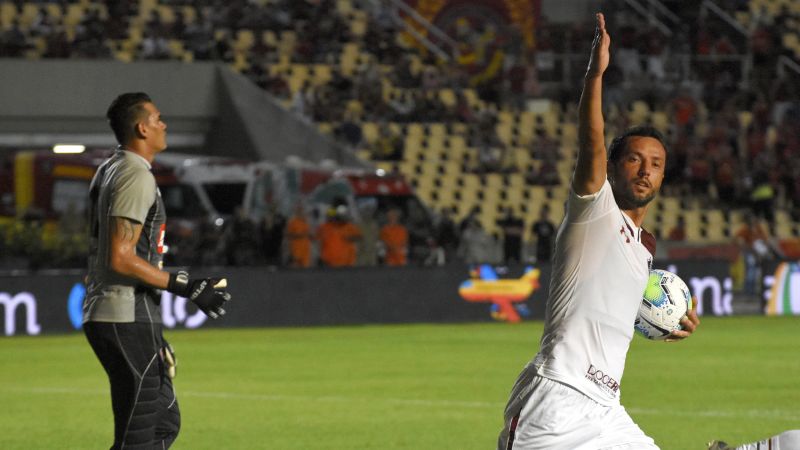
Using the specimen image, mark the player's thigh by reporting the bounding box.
[512,378,603,450]
[590,404,659,450]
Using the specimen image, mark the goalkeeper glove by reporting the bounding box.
[162,340,177,379]
[168,271,231,319]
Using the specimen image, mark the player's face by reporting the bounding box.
[141,102,167,152]
[609,136,665,208]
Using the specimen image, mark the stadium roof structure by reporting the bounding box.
[0,59,364,167]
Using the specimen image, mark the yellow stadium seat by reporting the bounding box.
[168,39,185,58]
[336,0,354,14]
[181,6,196,23]
[439,89,456,107]
[235,29,255,52]
[157,5,175,23]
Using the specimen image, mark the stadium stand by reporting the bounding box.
[0,0,799,268]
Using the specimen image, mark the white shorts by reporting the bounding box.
[498,364,658,450]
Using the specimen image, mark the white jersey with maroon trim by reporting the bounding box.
[532,179,653,405]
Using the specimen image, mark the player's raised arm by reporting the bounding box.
[573,13,610,196]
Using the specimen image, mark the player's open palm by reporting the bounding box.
[587,13,610,77]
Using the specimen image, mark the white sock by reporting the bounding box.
[736,430,800,450]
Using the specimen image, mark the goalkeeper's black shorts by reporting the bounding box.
[84,322,180,449]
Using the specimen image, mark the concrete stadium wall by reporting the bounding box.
[0,59,217,135]
[0,260,776,337]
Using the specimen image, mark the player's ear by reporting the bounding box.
[134,120,147,139]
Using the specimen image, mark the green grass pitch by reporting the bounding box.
[0,316,798,449]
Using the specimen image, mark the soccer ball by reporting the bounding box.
[634,269,692,340]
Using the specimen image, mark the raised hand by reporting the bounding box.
[586,13,610,78]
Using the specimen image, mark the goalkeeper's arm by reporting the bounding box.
[108,216,231,319]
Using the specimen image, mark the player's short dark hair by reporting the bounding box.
[607,125,666,163]
[106,92,152,145]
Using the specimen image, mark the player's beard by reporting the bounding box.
[614,181,656,209]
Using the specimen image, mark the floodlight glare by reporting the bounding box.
[53,144,86,154]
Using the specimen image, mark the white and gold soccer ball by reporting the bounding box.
[634,269,692,340]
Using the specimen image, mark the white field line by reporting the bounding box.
[10,386,800,421]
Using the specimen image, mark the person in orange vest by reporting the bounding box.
[380,208,408,266]
[317,204,361,267]
[285,203,313,268]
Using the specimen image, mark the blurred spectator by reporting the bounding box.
[264,72,291,100]
[734,212,782,296]
[317,204,362,267]
[43,23,71,58]
[357,202,380,266]
[530,129,560,161]
[459,218,493,264]
[434,208,459,263]
[371,122,404,161]
[259,206,286,265]
[496,208,524,264]
[184,9,214,60]
[30,7,54,37]
[141,32,171,60]
[670,87,698,134]
[197,219,225,267]
[477,138,503,173]
[334,110,364,150]
[226,207,259,266]
[380,209,408,266]
[285,203,313,268]
[525,159,560,186]
[531,208,556,263]
[1,20,30,57]
[749,172,776,223]
[291,81,312,122]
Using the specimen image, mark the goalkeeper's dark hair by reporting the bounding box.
[607,125,666,163]
[106,92,152,145]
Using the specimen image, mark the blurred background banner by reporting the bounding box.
[0,259,783,337]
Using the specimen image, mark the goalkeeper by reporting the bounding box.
[83,93,231,449]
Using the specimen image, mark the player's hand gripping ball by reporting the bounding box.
[634,269,692,340]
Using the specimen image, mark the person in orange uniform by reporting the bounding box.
[285,203,313,268]
[380,208,408,266]
[317,204,361,267]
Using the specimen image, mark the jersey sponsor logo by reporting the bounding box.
[585,364,619,395]
[0,292,41,336]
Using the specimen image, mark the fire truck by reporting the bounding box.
[1,150,433,262]
[0,149,189,231]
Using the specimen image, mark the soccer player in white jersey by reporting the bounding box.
[497,13,700,450]
[709,430,800,450]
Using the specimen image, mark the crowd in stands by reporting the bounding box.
[0,199,557,270]
[1,0,799,270]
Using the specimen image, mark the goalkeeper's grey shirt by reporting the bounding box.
[84,148,166,324]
